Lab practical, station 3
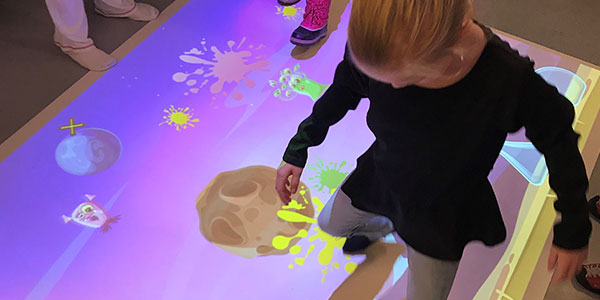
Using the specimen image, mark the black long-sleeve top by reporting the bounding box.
[283,23,591,260]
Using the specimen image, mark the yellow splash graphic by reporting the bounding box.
[293,244,315,266]
[277,210,317,223]
[290,245,302,255]
[159,105,200,131]
[272,187,358,283]
[276,5,304,21]
[273,229,309,250]
[282,199,306,210]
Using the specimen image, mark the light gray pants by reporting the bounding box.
[318,184,460,300]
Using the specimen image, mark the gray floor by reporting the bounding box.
[0,0,599,299]
[0,0,172,144]
[474,0,600,67]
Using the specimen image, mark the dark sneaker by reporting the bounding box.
[343,235,372,254]
[588,195,600,222]
[278,0,301,6]
[290,0,329,46]
[575,263,600,296]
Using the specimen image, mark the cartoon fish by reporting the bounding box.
[62,194,120,232]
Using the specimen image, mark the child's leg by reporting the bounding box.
[45,0,117,71]
[318,185,394,241]
[45,0,93,51]
[406,246,459,300]
[290,0,330,46]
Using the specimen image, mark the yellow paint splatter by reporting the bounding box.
[274,194,356,283]
[277,210,317,224]
[312,196,324,216]
[276,5,304,21]
[344,262,358,273]
[289,245,302,255]
[298,188,310,204]
[309,227,346,266]
[272,229,308,250]
[282,199,306,210]
[159,105,200,131]
[294,244,315,266]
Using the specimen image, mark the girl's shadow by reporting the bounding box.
[330,242,406,300]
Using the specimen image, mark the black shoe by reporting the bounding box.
[343,235,372,254]
[589,195,600,222]
[290,25,328,46]
[278,0,301,6]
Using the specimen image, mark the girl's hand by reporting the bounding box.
[548,245,588,284]
[275,161,303,205]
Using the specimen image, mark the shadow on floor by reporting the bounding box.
[331,242,405,300]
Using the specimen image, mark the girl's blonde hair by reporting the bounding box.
[348,0,471,68]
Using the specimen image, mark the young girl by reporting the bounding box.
[275,0,591,299]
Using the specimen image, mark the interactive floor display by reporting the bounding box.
[1,1,600,299]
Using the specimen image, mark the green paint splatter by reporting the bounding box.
[269,64,329,102]
[291,77,329,101]
[307,158,349,194]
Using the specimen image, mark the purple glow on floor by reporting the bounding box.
[0,1,585,299]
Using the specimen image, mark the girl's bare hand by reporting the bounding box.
[548,245,588,284]
[275,162,303,204]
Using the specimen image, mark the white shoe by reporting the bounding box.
[65,45,117,71]
[95,3,159,22]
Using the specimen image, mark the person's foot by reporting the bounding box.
[290,0,329,46]
[343,235,372,254]
[291,25,328,46]
[278,0,301,6]
[588,195,600,222]
[575,263,600,296]
[96,3,159,22]
[65,45,117,71]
